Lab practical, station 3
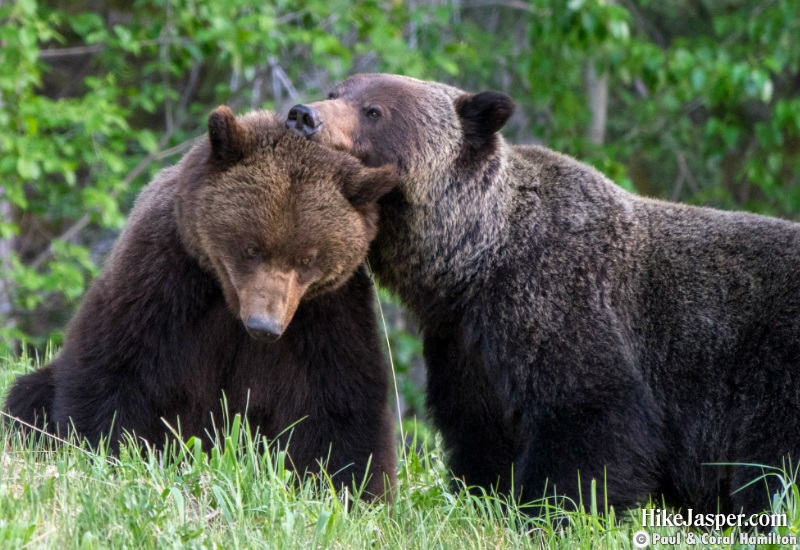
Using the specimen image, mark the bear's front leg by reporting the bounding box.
[278,407,397,503]
[518,386,664,515]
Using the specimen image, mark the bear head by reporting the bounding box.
[285,73,515,194]
[176,107,397,342]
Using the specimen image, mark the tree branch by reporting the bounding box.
[269,57,300,103]
[462,0,536,12]
[39,44,105,58]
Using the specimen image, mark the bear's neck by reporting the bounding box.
[371,147,515,328]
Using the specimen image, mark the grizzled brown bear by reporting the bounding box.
[4,107,398,500]
[286,73,800,514]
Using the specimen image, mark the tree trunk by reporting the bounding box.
[585,59,608,145]
[0,188,17,344]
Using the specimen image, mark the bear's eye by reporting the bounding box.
[244,245,260,259]
[327,91,337,100]
[364,107,382,120]
[298,250,317,268]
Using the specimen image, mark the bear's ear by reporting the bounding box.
[454,91,515,156]
[208,106,246,167]
[342,164,399,206]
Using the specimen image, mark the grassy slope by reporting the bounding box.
[2,351,799,549]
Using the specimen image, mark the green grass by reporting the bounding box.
[2,351,800,549]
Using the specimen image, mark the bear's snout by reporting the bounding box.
[284,100,357,155]
[286,104,322,137]
[237,267,305,343]
[244,314,283,343]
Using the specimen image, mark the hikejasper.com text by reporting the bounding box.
[642,508,787,531]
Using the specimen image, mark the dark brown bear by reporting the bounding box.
[4,107,398,500]
[287,73,800,514]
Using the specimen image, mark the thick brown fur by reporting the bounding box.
[4,108,398,500]
[293,73,800,514]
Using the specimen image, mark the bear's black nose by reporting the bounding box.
[245,315,283,343]
[286,104,322,137]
